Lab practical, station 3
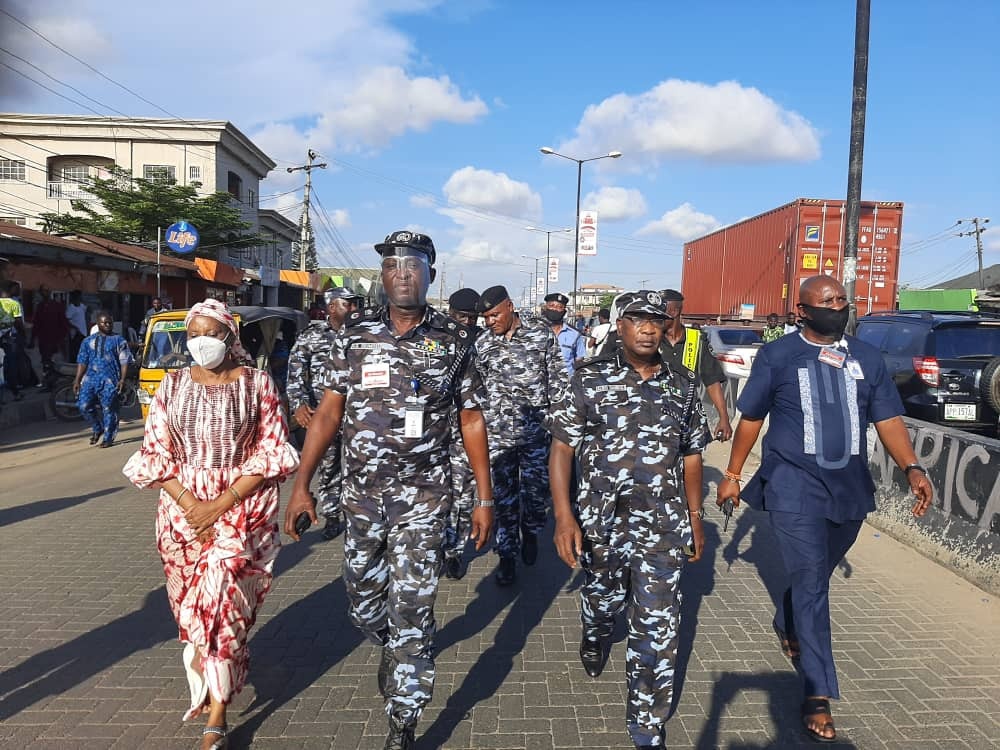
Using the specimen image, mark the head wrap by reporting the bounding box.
[184,298,250,361]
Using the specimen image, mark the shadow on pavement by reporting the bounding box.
[0,486,123,528]
[693,671,859,749]
[0,587,175,721]
[418,522,570,749]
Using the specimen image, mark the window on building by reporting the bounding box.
[189,165,201,182]
[61,164,90,184]
[227,171,242,201]
[0,216,27,226]
[0,159,26,181]
[143,164,176,182]
[247,188,255,208]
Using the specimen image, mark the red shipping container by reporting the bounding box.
[681,198,903,319]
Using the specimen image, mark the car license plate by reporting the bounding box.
[944,403,977,421]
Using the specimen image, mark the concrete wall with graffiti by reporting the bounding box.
[868,419,1000,595]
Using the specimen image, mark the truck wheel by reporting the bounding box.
[981,357,1000,413]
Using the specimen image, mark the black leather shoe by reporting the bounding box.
[383,719,415,750]
[495,556,516,586]
[443,556,463,580]
[377,646,396,698]
[580,634,606,678]
[321,514,344,540]
[520,528,538,565]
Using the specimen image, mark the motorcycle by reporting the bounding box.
[49,362,139,422]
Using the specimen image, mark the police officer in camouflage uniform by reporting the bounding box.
[284,231,494,750]
[442,287,483,580]
[286,286,359,539]
[547,291,711,750]
[475,285,570,586]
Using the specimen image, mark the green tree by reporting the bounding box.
[597,292,617,310]
[40,166,254,256]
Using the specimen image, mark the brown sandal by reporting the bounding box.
[801,698,836,743]
[773,622,800,659]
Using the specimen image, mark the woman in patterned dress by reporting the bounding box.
[123,299,298,750]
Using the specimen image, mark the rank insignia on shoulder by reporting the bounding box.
[458,329,468,339]
[446,321,456,330]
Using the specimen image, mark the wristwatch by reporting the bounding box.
[474,498,494,508]
[903,464,927,476]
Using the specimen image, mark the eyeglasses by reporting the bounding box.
[621,314,667,329]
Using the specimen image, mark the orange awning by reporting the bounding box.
[195,258,244,286]
[279,269,324,290]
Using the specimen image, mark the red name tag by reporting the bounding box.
[818,347,846,368]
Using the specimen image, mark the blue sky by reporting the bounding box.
[3,0,997,300]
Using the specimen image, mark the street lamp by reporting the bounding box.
[524,226,572,298]
[539,147,622,317]
[520,253,545,306]
[520,270,535,307]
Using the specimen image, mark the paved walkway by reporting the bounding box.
[0,420,997,749]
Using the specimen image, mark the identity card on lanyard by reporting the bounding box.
[404,377,424,438]
[818,346,846,368]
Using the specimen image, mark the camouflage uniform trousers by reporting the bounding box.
[579,508,687,748]
[490,427,550,559]
[443,451,476,561]
[341,482,446,727]
[316,436,342,519]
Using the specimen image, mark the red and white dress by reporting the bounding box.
[123,367,298,720]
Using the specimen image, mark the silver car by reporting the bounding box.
[702,325,763,379]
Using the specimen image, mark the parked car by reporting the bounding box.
[702,325,763,379]
[856,310,1000,438]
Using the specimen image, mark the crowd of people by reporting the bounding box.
[117,228,935,750]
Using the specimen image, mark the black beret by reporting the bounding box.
[660,288,684,303]
[448,287,480,313]
[616,290,670,319]
[374,230,436,266]
[543,292,569,305]
[477,285,510,313]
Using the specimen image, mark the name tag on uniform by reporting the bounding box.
[818,346,846,368]
[361,362,390,388]
[404,408,424,438]
[846,358,865,379]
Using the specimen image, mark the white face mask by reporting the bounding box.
[187,335,229,369]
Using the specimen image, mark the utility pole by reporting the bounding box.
[842,0,870,335]
[957,218,991,289]
[439,260,445,307]
[287,149,327,306]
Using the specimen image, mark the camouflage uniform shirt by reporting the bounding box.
[287,318,339,412]
[474,313,570,446]
[546,351,711,544]
[321,306,483,520]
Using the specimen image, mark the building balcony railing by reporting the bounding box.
[48,181,94,200]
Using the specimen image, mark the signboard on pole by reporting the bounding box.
[578,210,598,256]
[547,257,559,283]
[536,277,545,295]
[165,221,200,254]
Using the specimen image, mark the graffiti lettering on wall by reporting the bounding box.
[870,422,1000,535]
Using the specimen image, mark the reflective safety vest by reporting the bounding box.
[681,326,701,373]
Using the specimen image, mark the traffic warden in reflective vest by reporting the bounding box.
[286,286,360,539]
[442,287,483,580]
[475,285,571,586]
[718,276,934,743]
[542,291,586,376]
[547,291,711,750]
[284,231,494,750]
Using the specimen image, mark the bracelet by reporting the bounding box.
[228,486,243,505]
[723,470,742,483]
[903,464,926,477]
[688,507,705,520]
[474,499,494,508]
[175,488,189,504]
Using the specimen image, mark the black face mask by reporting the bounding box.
[799,304,849,339]
[542,309,565,324]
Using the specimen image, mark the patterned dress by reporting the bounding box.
[123,367,298,720]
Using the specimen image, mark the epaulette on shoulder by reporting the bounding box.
[437,313,474,343]
[575,352,615,371]
[345,308,381,328]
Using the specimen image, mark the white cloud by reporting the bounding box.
[442,167,542,221]
[582,186,647,221]
[557,79,821,167]
[637,202,721,241]
[986,235,1000,252]
[331,208,351,228]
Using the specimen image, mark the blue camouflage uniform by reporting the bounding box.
[319,305,483,727]
[546,349,710,748]
[76,332,134,445]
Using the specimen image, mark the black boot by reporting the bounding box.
[443,556,463,580]
[579,632,607,678]
[321,514,344,540]
[383,718,415,750]
[494,556,516,586]
[377,645,396,698]
[520,526,538,566]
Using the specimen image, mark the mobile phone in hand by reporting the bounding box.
[294,511,312,537]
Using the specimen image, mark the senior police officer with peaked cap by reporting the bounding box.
[475,284,571,585]
[286,285,360,539]
[284,231,494,750]
[542,291,587,376]
[547,290,711,750]
[442,287,483,579]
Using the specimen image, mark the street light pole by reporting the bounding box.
[525,226,572,299]
[539,147,622,319]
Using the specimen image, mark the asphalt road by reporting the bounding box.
[0,416,997,749]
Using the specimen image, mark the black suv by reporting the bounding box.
[856,311,1000,438]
